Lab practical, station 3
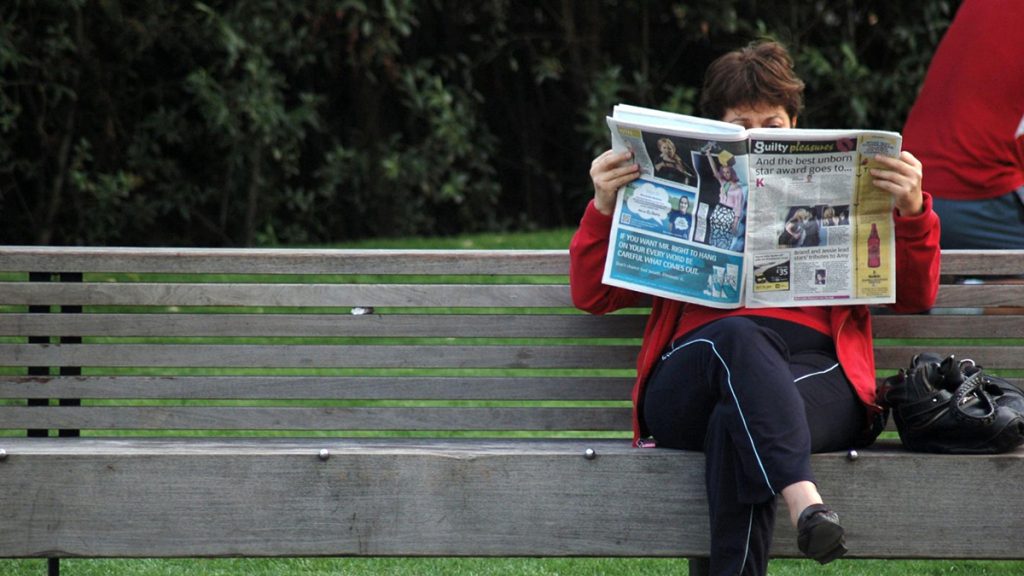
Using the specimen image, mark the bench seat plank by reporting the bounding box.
[0,438,1021,559]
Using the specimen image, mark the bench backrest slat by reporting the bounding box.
[872,315,1021,338]
[0,406,633,431]
[873,346,1024,370]
[0,375,635,401]
[0,343,641,369]
[4,281,1021,309]
[0,283,574,308]
[2,247,1018,275]
[935,284,1024,308]
[0,247,572,275]
[2,247,1021,438]
[0,313,647,338]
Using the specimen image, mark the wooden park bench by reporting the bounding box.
[1,246,1023,574]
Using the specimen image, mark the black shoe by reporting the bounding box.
[797,504,847,564]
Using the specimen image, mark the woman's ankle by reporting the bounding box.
[781,480,823,527]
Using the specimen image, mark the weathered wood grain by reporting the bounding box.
[0,282,574,308]
[0,312,647,338]
[934,284,1024,308]
[0,406,633,431]
[0,375,636,401]
[2,279,1020,309]
[4,374,1020,402]
[4,311,1020,339]
[872,346,1024,370]
[0,343,640,369]
[871,314,1023,338]
[11,343,1018,372]
[4,245,1019,274]
[0,247,571,275]
[2,247,1022,277]
[940,249,1024,277]
[2,247,1023,563]
[0,438,1021,558]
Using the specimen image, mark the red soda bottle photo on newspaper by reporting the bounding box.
[867,222,881,268]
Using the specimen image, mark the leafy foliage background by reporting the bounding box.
[0,0,960,246]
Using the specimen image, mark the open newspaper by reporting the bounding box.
[602,104,898,309]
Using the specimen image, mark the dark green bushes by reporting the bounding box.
[0,1,960,246]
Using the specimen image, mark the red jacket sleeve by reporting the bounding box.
[569,200,644,314]
[890,191,942,313]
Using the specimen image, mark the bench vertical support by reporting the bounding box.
[26,272,68,575]
[27,272,51,438]
[688,556,710,576]
[57,272,82,438]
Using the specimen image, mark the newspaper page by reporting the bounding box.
[600,107,751,308]
[600,104,899,309]
[743,129,898,307]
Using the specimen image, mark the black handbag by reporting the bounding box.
[880,352,1024,454]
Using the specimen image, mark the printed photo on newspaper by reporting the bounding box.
[601,104,898,309]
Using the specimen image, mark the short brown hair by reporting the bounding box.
[699,40,805,121]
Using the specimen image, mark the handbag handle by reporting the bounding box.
[951,370,997,427]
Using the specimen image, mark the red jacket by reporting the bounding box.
[902,0,1024,200]
[569,195,941,445]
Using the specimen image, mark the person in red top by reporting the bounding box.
[902,0,1024,249]
[570,41,941,574]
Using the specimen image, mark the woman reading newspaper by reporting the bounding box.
[570,40,940,574]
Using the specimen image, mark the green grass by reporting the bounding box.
[3,228,1022,574]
